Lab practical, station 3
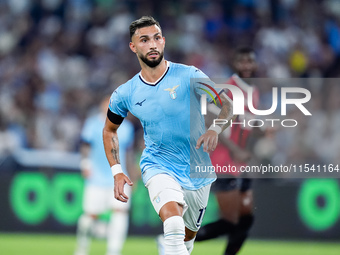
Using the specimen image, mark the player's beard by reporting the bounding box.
[139,50,164,68]
[239,71,253,79]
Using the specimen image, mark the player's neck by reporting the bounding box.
[236,73,244,79]
[140,59,168,83]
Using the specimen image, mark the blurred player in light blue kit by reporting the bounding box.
[75,96,135,255]
[103,16,234,255]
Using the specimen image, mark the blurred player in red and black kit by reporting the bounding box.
[195,47,259,255]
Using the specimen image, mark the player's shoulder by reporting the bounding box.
[228,74,258,91]
[170,61,191,70]
[169,62,209,83]
[169,61,199,74]
[119,74,138,88]
[112,73,140,96]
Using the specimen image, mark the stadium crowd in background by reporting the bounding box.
[0,0,340,168]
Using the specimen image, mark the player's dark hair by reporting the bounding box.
[129,16,161,39]
[235,46,255,55]
[233,46,255,61]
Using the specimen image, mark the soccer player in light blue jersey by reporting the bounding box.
[75,96,135,255]
[103,16,234,255]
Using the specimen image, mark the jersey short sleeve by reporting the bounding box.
[108,85,129,118]
[190,66,219,103]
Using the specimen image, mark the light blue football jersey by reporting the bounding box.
[81,114,134,187]
[109,61,217,190]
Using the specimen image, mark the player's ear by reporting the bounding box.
[129,42,137,54]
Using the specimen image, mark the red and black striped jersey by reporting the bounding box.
[211,74,259,175]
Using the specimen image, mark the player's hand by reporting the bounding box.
[196,130,218,153]
[114,173,133,203]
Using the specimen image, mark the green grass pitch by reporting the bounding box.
[1,233,339,255]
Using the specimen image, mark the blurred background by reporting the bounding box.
[0,0,339,254]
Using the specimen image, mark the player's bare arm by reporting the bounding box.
[103,118,133,203]
[196,92,234,153]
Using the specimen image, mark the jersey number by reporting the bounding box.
[196,207,207,227]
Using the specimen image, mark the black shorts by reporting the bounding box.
[240,178,252,192]
[211,177,252,193]
[211,177,241,192]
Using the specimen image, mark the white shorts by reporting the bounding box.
[146,174,211,232]
[83,184,131,215]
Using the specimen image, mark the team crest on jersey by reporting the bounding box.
[164,85,180,99]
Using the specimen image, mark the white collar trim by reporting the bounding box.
[139,61,170,85]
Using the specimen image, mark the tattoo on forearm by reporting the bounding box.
[217,96,234,131]
[111,136,120,164]
[219,97,233,120]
